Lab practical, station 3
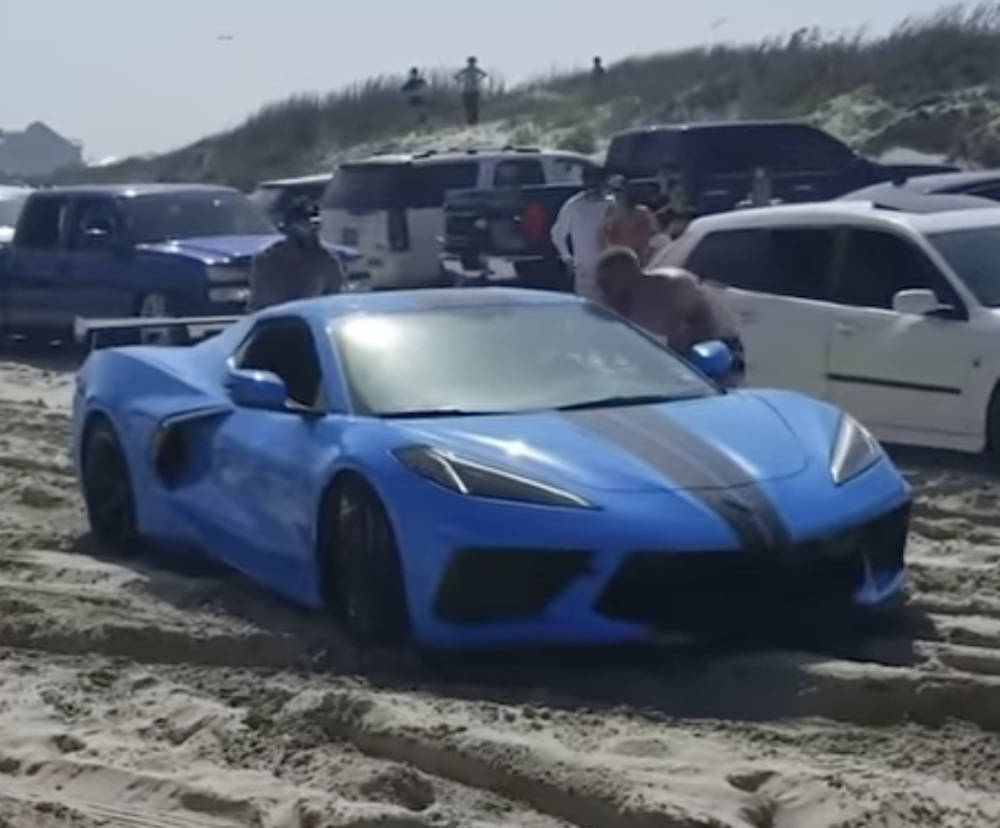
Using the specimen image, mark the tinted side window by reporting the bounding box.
[323,165,402,212]
[967,183,1000,203]
[493,160,545,187]
[235,319,324,408]
[687,125,854,174]
[686,227,835,299]
[548,158,591,184]
[406,162,479,209]
[767,229,836,300]
[15,196,68,249]
[607,132,680,175]
[835,229,957,309]
[686,230,773,292]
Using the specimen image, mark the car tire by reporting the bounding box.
[986,382,1000,455]
[80,419,141,557]
[323,476,410,646]
[135,292,188,346]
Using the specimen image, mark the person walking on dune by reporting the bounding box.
[401,67,429,126]
[455,57,487,126]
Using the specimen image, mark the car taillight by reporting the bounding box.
[387,209,409,251]
[521,200,547,243]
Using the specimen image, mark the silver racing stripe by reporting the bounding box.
[561,406,791,552]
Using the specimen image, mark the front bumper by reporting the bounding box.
[389,466,912,649]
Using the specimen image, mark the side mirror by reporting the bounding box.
[225,368,289,411]
[892,288,941,316]
[689,339,733,381]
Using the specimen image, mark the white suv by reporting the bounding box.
[319,148,592,290]
[656,201,1000,454]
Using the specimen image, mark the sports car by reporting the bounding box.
[71,287,911,649]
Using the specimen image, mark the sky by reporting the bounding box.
[0,0,957,160]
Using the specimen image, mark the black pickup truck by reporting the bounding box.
[441,120,957,287]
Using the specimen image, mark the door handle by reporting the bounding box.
[738,310,757,323]
[834,322,856,335]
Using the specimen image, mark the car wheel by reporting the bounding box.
[135,292,186,346]
[81,420,140,557]
[324,476,410,646]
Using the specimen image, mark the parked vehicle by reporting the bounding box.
[249,173,332,228]
[840,170,1000,205]
[0,184,30,246]
[319,147,595,289]
[0,184,359,344]
[654,201,1000,455]
[442,120,957,285]
[71,287,910,649]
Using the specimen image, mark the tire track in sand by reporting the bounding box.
[0,360,1000,825]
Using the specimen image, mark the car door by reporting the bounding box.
[683,226,837,397]
[4,194,72,331]
[190,317,336,596]
[62,197,134,323]
[826,227,976,442]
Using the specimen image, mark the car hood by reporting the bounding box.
[395,394,810,493]
[138,234,362,265]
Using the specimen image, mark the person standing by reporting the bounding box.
[549,165,612,304]
[591,57,605,86]
[600,175,658,264]
[249,198,345,311]
[401,67,429,126]
[455,57,487,126]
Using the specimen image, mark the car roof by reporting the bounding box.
[259,286,578,323]
[34,183,240,197]
[842,171,1000,200]
[341,147,590,167]
[255,173,332,188]
[615,119,808,137]
[688,201,1000,236]
[0,185,29,198]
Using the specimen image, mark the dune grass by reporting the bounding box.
[51,3,1000,189]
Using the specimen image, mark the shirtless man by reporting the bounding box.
[594,246,745,385]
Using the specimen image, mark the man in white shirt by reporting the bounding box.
[550,166,612,304]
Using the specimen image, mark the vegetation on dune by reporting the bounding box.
[52,3,1000,189]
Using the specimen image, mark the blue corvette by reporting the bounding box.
[71,287,911,649]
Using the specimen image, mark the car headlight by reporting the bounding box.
[392,445,593,508]
[830,415,882,485]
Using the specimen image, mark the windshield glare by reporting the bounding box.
[121,191,276,243]
[928,225,1000,307]
[333,304,715,416]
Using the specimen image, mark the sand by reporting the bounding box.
[0,351,999,828]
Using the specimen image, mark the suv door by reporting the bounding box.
[683,226,837,396]
[826,228,974,442]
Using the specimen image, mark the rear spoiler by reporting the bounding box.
[74,315,241,346]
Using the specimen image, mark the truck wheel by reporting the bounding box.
[135,292,187,346]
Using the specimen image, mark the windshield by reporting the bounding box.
[0,193,27,227]
[928,225,1000,307]
[333,303,716,417]
[121,191,276,243]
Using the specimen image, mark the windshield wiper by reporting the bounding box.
[556,393,703,412]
